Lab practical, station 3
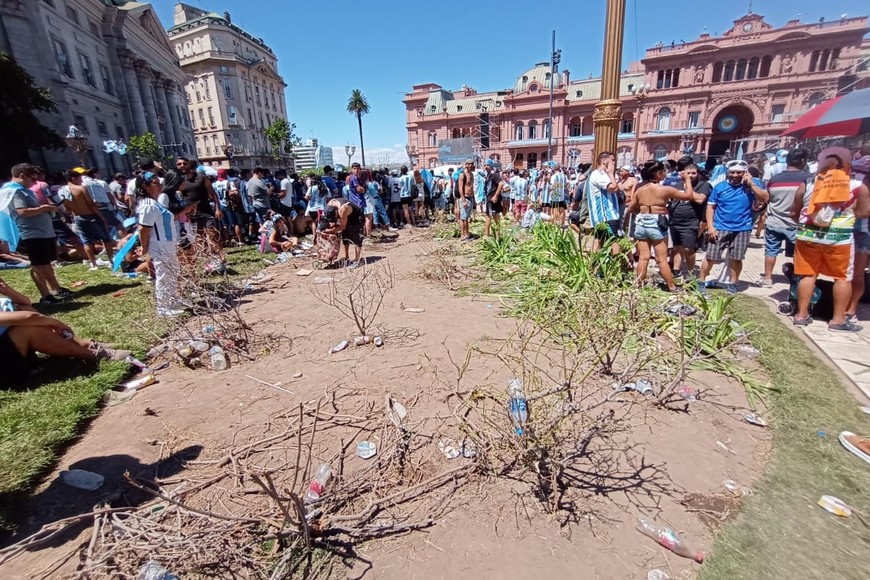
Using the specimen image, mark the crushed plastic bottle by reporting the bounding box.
[736,344,760,358]
[353,335,371,346]
[648,570,671,580]
[635,515,704,563]
[137,560,180,580]
[305,464,332,503]
[60,469,105,491]
[329,340,349,354]
[677,386,698,402]
[507,378,529,436]
[209,346,227,371]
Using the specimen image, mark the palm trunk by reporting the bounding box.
[357,112,366,168]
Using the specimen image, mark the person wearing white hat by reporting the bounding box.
[763,149,789,185]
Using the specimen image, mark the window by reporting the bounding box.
[66,5,79,24]
[204,82,211,100]
[770,104,786,123]
[747,57,760,79]
[223,80,233,100]
[620,115,634,134]
[656,108,671,131]
[198,108,206,127]
[712,61,724,83]
[581,117,594,136]
[195,137,202,156]
[657,70,665,89]
[195,89,201,102]
[73,114,87,133]
[809,50,820,73]
[219,65,229,73]
[672,69,680,88]
[528,120,537,139]
[52,38,73,78]
[208,106,215,127]
[543,119,551,139]
[735,59,748,81]
[99,63,113,95]
[227,105,238,125]
[528,152,538,168]
[255,86,261,105]
[514,122,524,140]
[575,90,583,98]
[97,120,108,136]
[654,145,668,160]
[190,109,197,129]
[819,49,831,72]
[723,60,735,82]
[759,55,772,78]
[688,111,700,128]
[78,52,95,87]
[115,125,124,139]
[807,92,825,109]
[212,135,219,153]
[569,117,582,137]
[428,132,436,147]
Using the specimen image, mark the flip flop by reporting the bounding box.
[839,431,870,466]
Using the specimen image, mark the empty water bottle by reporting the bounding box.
[635,515,704,563]
[305,463,332,503]
[60,469,104,490]
[209,345,227,371]
[137,560,179,580]
[507,378,529,436]
[190,340,209,353]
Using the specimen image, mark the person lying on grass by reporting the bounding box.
[0,277,131,388]
[0,239,29,269]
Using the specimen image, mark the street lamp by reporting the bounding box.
[629,81,651,164]
[344,143,356,168]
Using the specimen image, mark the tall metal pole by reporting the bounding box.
[547,30,555,164]
[593,0,627,159]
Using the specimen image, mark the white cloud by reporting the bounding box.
[329,145,408,167]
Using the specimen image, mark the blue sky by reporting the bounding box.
[152,0,868,165]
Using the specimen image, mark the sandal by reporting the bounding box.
[828,320,864,333]
[793,316,813,327]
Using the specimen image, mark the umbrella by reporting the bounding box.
[782,88,870,139]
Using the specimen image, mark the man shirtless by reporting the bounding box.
[456,159,476,241]
[616,165,638,231]
[63,170,115,270]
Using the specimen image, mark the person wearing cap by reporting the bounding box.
[321,196,363,268]
[698,159,769,294]
[757,149,812,287]
[763,149,789,185]
[791,147,868,332]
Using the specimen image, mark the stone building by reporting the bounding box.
[167,3,289,170]
[404,11,870,170]
[0,0,194,174]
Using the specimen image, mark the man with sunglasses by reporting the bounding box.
[174,157,224,270]
[698,159,769,294]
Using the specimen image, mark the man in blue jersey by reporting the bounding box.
[550,165,568,227]
[398,165,416,228]
[587,151,622,254]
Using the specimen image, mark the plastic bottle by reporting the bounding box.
[202,325,215,334]
[60,469,105,490]
[190,340,209,353]
[305,464,332,503]
[507,378,528,436]
[635,516,704,563]
[209,346,227,371]
[137,560,180,580]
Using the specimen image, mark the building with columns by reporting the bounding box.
[404,11,870,170]
[0,0,194,174]
[167,3,289,170]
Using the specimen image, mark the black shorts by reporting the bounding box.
[670,223,699,250]
[551,201,567,210]
[307,210,321,221]
[400,197,411,206]
[486,199,503,217]
[0,330,28,388]
[342,207,364,247]
[19,237,57,266]
[193,214,218,232]
[593,219,623,243]
[568,211,583,226]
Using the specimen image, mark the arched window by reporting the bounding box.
[528,120,538,139]
[808,92,825,108]
[664,70,672,89]
[747,57,760,79]
[712,61,724,83]
[543,119,551,139]
[819,49,831,72]
[809,50,820,72]
[528,152,538,168]
[452,128,461,139]
[569,117,582,137]
[581,116,594,136]
[515,153,524,168]
[654,145,668,161]
[760,55,772,77]
[620,112,634,134]
[831,48,841,69]
[672,69,680,88]
[428,132,436,147]
[735,59,748,81]
[656,108,671,131]
[617,146,632,166]
[515,122,524,140]
[656,70,665,89]
[723,60,736,82]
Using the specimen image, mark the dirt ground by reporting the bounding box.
[1,228,770,580]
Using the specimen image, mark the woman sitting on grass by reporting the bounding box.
[0,277,131,388]
[268,214,298,253]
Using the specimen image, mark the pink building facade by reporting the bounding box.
[404,12,870,169]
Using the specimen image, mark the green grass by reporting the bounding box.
[701,296,870,580]
[0,246,262,529]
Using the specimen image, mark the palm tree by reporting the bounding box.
[346,89,370,167]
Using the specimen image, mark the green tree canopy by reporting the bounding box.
[126,132,162,163]
[0,52,65,174]
[263,118,300,161]
[346,89,370,167]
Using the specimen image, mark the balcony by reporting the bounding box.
[645,127,704,137]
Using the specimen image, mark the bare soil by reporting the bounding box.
[1,228,770,580]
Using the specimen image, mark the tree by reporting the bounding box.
[346,89,370,168]
[263,118,300,162]
[127,132,163,163]
[0,52,65,174]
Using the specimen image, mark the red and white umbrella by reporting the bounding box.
[782,87,870,139]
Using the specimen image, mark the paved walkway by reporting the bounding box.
[708,236,870,402]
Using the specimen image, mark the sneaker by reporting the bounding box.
[726,283,738,294]
[95,258,111,267]
[756,278,773,288]
[838,431,870,465]
[793,316,813,327]
[828,320,864,333]
[92,346,133,362]
[38,294,62,306]
[54,287,73,299]
[388,227,398,232]
[88,265,99,271]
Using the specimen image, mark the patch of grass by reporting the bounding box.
[0,246,262,530]
[701,296,870,580]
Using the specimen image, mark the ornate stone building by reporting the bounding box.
[404,12,870,169]
[0,0,194,174]
[168,3,289,170]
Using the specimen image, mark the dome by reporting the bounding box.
[514,62,562,93]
